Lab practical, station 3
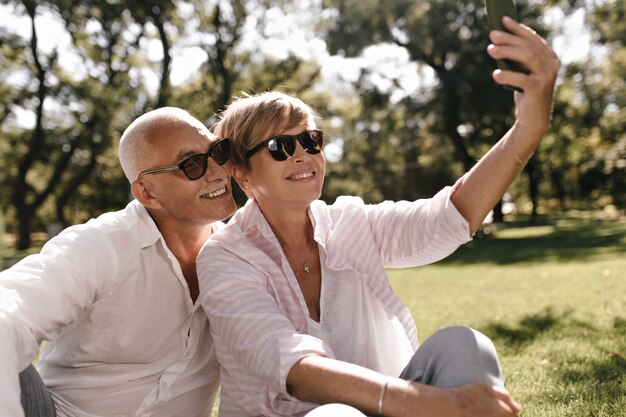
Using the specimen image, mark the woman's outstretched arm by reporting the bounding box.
[451,17,560,234]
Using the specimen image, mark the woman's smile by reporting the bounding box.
[286,171,315,181]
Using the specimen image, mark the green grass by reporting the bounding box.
[389,220,626,417]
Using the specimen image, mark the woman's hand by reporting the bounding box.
[402,382,522,417]
[487,16,561,137]
[447,384,522,417]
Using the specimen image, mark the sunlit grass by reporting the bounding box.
[389,220,626,417]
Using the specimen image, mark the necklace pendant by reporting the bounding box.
[303,263,310,273]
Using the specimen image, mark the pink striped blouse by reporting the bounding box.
[197,184,471,416]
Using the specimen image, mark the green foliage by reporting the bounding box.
[322,0,625,215]
[320,0,541,208]
[538,0,626,211]
[1,0,625,248]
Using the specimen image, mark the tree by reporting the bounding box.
[319,0,571,222]
[1,0,170,248]
[534,0,625,211]
[0,0,325,247]
[8,0,61,249]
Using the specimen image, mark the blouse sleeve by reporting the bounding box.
[363,181,472,268]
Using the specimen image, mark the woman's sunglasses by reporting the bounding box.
[245,130,323,161]
[136,138,230,181]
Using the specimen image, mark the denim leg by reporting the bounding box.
[19,364,57,417]
[400,326,504,388]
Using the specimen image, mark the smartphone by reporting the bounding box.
[485,0,530,75]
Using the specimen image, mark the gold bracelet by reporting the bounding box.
[378,377,391,416]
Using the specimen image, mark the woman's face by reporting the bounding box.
[235,121,325,212]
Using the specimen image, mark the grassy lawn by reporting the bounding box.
[389,219,626,416]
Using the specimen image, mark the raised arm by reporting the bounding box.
[451,16,560,234]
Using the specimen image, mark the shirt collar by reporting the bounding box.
[233,198,331,248]
[235,199,275,241]
[126,200,165,249]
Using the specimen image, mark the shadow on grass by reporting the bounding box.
[535,345,626,415]
[442,221,626,265]
[482,308,602,354]
[484,310,626,414]
[482,309,563,353]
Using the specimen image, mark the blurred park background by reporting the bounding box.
[0,0,624,253]
[1,1,624,415]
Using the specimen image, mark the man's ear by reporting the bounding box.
[131,180,161,210]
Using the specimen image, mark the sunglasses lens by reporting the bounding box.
[266,138,290,161]
[181,154,207,180]
[282,137,297,156]
[302,131,322,154]
[254,130,324,162]
[210,139,230,165]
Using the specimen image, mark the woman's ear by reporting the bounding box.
[232,165,255,199]
[232,165,249,191]
[131,180,161,209]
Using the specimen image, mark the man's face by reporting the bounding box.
[137,120,237,226]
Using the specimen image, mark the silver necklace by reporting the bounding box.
[294,243,315,275]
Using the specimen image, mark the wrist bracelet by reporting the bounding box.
[378,377,390,416]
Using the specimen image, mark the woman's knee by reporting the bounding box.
[427,326,498,358]
[401,326,503,388]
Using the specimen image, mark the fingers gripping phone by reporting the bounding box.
[485,0,530,75]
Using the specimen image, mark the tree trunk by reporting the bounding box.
[213,4,233,111]
[151,7,171,108]
[440,74,475,172]
[13,0,46,250]
[55,152,98,227]
[525,158,540,223]
[16,207,33,250]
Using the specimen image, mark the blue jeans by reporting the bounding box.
[306,326,504,416]
[19,365,57,417]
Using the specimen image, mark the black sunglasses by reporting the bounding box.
[245,130,323,161]
[136,138,230,181]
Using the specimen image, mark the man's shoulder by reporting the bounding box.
[57,200,148,248]
[71,200,147,236]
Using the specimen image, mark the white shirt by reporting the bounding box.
[197,183,471,416]
[0,200,221,417]
[310,251,414,376]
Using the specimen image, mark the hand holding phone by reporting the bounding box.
[485,0,530,75]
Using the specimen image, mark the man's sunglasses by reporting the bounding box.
[136,138,230,181]
[245,130,323,161]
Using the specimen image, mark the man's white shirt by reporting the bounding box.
[0,200,222,417]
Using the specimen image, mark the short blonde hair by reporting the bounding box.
[213,91,316,168]
[119,107,207,182]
